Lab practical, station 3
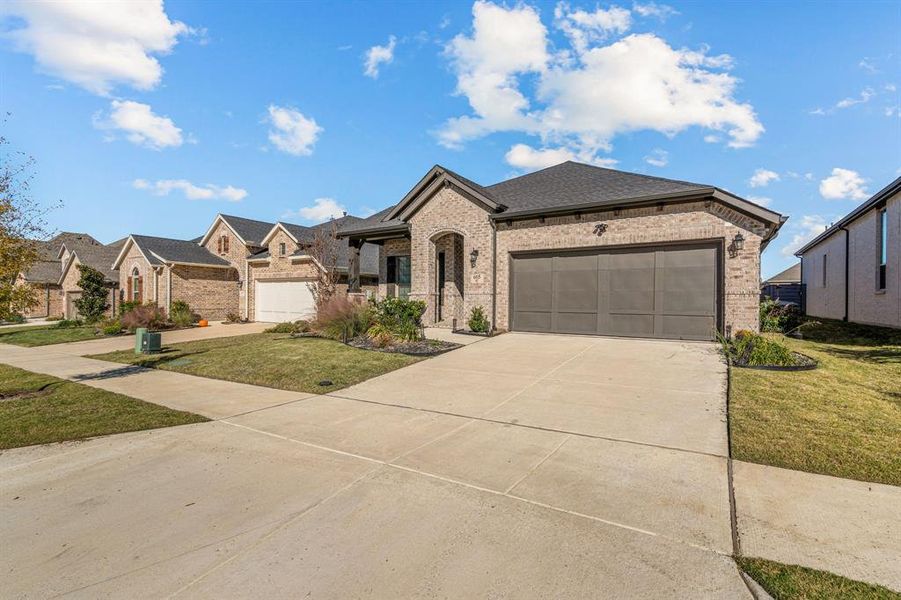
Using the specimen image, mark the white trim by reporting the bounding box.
[247,257,271,264]
[260,222,298,246]
[243,258,249,320]
[57,252,79,286]
[167,267,172,312]
[164,260,234,270]
[198,214,248,248]
[112,236,156,270]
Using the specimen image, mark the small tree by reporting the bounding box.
[0,129,57,320]
[306,221,342,311]
[73,264,110,323]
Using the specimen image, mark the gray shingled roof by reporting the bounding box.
[763,263,801,284]
[131,235,231,267]
[21,260,61,284]
[68,239,126,283]
[22,232,104,283]
[220,214,276,246]
[485,161,711,216]
[253,219,380,275]
[336,206,406,236]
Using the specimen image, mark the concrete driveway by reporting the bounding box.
[1,333,747,598]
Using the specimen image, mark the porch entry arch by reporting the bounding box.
[427,229,467,325]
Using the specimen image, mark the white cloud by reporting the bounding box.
[284,198,347,222]
[555,3,632,55]
[644,148,668,167]
[859,58,878,73]
[746,195,772,207]
[265,104,322,156]
[749,168,780,188]
[133,178,247,202]
[819,168,869,200]
[94,100,183,149]
[632,2,678,20]
[703,134,720,143]
[811,87,876,115]
[363,35,397,78]
[505,143,617,171]
[781,215,828,257]
[438,2,763,158]
[1,0,193,95]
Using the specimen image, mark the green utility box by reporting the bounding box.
[134,328,147,354]
[142,332,162,354]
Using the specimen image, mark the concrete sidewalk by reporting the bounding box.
[734,460,901,592]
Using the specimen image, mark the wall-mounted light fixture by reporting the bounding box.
[470,248,479,267]
[728,232,745,258]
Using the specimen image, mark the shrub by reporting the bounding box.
[264,320,311,334]
[119,300,141,316]
[170,300,198,328]
[369,297,425,342]
[100,319,122,336]
[5,314,26,324]
[760,297,804,333]
[468,306,490,333]
[225,312,245,324]
[723,330,797,367]
[313,296,372,341]
[73,265,110,323]
[55,318,83,328]
[121,304,168,332]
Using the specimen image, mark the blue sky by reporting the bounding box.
[2,1,899,278]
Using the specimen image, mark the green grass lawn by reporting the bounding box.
[729,319,901,486]
[0,324,109,347]
[738,557,901,600]
[90,333,422,394]
[0,364,206,449]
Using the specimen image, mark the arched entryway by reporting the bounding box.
[430,231,465,326]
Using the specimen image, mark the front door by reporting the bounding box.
[437,251,446,321]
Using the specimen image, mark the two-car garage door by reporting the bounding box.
[254,280,316,323]
[511,244,719,340]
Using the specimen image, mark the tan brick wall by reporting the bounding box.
[118,244,160,304]
[378,238,412,298]
[169,264,239,321]
[202,220,253,316]
[60,257,116,319]
[406,186,494,324]
[806,191,900,328]
[20,279,63,319]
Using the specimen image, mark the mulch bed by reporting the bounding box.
[347,336,461,356]
[731,351,818,371]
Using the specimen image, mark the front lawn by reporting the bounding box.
[0,324,109,347]
[0,364,206,449]
[90,333,422,394]
[737,557,901,600]
[729,319,901,486]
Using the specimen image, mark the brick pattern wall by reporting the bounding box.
[407,186,494,325]
[60,257,117,318]
[433,232,465,323]
[20,280,63,318]
[118,244,160,304]
[169,264,238,321]
[202,220,254,317]
[495,201,765,333]
[801,232,847,321]
[378,238,412,299]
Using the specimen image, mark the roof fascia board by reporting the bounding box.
[387,167,501,223]
[165,260,233,270]
[385,166,444,221]
[57,253,78,286]
[198,214,248,247]
[112,236,152,270]
[260,222,298,246]
[339,224,410,240]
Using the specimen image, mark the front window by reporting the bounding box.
[279,242,286,256]
[387,255,411,299]
[131,267,140,300]
[878,208,887,290]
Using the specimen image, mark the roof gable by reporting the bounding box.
[384,165,505,222]
[199,214,276,248]
[114,235,231,269]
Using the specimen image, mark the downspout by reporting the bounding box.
[45,286,50,318]
[490,218,498,332]
[167,267,172,313]
[243,258,249,320]
[840,226,850,322]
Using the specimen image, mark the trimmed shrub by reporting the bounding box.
[724,331,796,367]
[369,297,425,342]
[313,297,372,341]
[170,300,198,328]
[121,304,168,332]
[55,318,83,329]
[264,320,311,334]
[100,319,123,336]
[467,306,490,333]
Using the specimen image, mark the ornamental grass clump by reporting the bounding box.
[312,296,372,341]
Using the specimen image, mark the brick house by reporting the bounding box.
[58,238,125,318]
[339,161,786,340]
[112,235,238,320]
[247,217,380,322]
[19,232,103,318]
[796,176,899,329]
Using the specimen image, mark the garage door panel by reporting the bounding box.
[255,281,315,323]
[511,243,719,340]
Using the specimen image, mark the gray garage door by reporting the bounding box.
[511,244,719,340]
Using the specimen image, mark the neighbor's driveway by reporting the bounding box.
[0,333,748,598]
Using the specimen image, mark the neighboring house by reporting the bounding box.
[19,232,103,318]
[247,216,380,322]
[58,238,126,319]
[761,262,802,306]
[112,235,238,320]
[197,214,277,318]
[796,176,899,329]
[339,161,786,340]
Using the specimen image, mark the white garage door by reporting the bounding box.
[254,280,316,323]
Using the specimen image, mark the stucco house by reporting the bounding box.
[58,238,125,318]
[19,232,103,318]
[339,161,785,340]
[796,176,899,329]
[247,216,380,322]
[112,235,238,320]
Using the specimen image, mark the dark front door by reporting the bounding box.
[437,251,446,320]
[510,243,719,340]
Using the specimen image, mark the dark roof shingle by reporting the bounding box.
[131,235,231,267]
[220,214,276,246]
